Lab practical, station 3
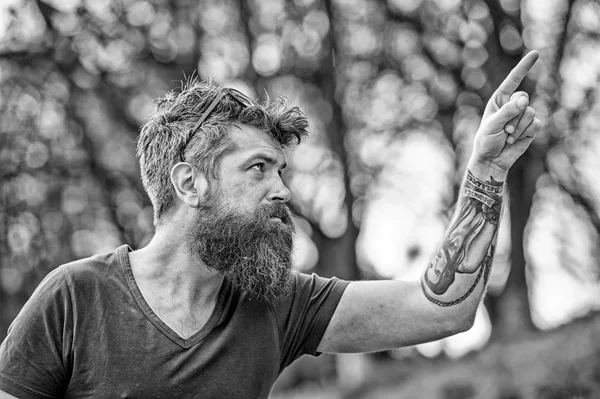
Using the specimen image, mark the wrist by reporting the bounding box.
[466,160,508,184]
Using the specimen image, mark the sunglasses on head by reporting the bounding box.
[180,87,254,161]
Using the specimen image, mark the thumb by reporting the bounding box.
[510,91,529,102]
[487,97,529,132]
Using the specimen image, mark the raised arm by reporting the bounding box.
[317,51,540,353]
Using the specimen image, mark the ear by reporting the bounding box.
[170,162,209,208]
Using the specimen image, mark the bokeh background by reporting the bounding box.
[1,0,600,398]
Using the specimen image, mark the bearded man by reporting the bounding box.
[0,51,540,398]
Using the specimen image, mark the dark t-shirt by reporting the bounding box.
[0,245,349,398]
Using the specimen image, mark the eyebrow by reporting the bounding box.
[246,154,287,169]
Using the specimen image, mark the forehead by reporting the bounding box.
[227,124,286,162]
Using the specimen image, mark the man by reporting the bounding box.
[0,51,540,398]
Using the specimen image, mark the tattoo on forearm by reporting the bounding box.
[421,171,503,307]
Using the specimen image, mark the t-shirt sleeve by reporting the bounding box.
[0,267,73,399]
[270,272,349,370]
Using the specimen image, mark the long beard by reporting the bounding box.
[188,201,295,300]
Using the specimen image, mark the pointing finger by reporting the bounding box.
[496,50,539,96]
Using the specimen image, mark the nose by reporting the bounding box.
[268,179,292,203]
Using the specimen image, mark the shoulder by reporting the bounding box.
[266,271,351,363]
[44,245,129,302]
[58,245,126,283]
[268,271,350,317]
[288,271,350,299]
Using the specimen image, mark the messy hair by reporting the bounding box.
[137,79,309,225]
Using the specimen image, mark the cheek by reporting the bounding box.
[217,180,263,213]
[225,175,269,200]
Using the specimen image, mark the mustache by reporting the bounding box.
[257,203,293,226]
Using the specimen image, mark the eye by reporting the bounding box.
[250,163,264,172]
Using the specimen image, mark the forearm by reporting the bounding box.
[421,160,506,322]
[319,163,508,353]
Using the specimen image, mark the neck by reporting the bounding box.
[128,223,224,306]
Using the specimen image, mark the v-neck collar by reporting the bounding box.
[117,245,230,349]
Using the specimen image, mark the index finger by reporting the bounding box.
[496,50,539,95]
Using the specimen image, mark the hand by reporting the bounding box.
[471,51,541,175]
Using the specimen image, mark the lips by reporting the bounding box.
[261,203,293,228]
[269,215,290,226]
